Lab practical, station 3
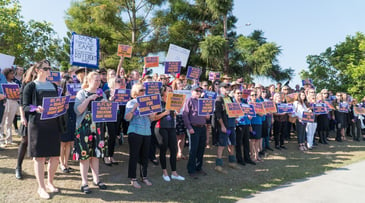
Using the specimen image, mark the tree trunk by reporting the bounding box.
[223,14,229,73]
[132,0,136,44]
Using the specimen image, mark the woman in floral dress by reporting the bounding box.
[73,71,108,194]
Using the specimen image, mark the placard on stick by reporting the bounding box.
[277,103,294,113]
[144,56,159,68]
[117,44,132,58]
[186,66,201,80]
[70,33,99,69]
[165,44,190,67]
[164,61,181,74]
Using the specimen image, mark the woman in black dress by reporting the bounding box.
[22,59,61,199]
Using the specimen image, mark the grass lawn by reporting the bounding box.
[1,132,365,203]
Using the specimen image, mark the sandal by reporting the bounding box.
[93,181,107,190]
[81,185,92,194]
[142,177,152,186]
[131,179,141,189]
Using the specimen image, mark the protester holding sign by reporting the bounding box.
[74,71,108,194]
[233,88,256,166]
[183,86,209,178]
[59,75,77,173]
[293,91,309,151]
[349,99,362,142]
[333,92,347,142]
[171,79,188,160]
[0,68,19,146]
[316,93,329,144]
[104,77,123,166]
[22,59,62,199]
[213,82,240,173]
[124,83,156,188]
[154,85,185,182]
[272,93,288,150]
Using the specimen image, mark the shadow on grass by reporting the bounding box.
[2,135,365,202]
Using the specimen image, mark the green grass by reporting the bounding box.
[1,132,365,202]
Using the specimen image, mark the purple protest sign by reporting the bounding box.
[302,78,313,86]
[339,102,349,113]
[66,83,82,102]
[1,83,20,100]
[144,82,162,95]
[277,103,294,113]
[203,91,217,100]
[186,66,201,80]
[208,71,220,81]
[240,103,256,117]
[47,71,61,84]
[91,101,118,122]
[312,103,328,114]
[113,89,131,105]
[137,94,162,116]
[302,111,315,123]
[164,61,181,74]
[40,96,70,120]
[198,99,214,116]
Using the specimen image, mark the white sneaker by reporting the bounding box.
[162,175,171,182]
[171,174,185,181]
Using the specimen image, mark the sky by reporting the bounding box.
[18,0,365,87]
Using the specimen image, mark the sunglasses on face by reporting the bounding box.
[251,94,257,96]
[214,83,219,85]
[116,80,122,83]
[139,89,146,92]
[236,92,242,95]
[195,90,202,93]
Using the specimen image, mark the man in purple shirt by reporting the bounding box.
[183,87,208,178]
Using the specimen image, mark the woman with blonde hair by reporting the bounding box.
[125,83,156,188]
[73,71,108,194]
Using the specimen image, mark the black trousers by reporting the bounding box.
[106,110,122,157]
[235,125,251,163]
[351,119,362,141]
[273,120,286,146]
[128,133,151,179]
[155,128,177,171]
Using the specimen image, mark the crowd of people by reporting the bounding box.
[1,58,365,200]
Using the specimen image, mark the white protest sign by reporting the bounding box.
[70,33,99,69]
[0,53,15,70]
[165,44,190,67]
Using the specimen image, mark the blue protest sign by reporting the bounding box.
[137,94,162,116]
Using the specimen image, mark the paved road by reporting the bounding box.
[239,160,365,203]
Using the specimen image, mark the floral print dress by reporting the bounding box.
[73,97,107,160]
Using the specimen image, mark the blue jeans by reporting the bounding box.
[187,126,206,174]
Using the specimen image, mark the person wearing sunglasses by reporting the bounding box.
[183,87,210,179]
[213,82,240,173]
[22,59,64,199]
[233,88,256,166]
[125,83,157,188]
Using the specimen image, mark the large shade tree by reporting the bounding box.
[301,32,365,99]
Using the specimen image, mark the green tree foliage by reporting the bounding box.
[0,0,63,67]
[301,32,365,99]
[199,35,226,70]
[65,0,165,72]
[235,30,293,82]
